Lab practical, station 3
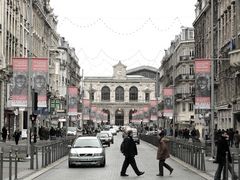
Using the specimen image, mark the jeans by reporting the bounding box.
[159,159,173,176]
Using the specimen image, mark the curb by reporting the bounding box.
[18,156,68,180]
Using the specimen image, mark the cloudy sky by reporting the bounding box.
[50,0,197,76]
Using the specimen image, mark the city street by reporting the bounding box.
[32,133,205,180]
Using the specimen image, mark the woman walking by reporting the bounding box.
[156,131,173,176]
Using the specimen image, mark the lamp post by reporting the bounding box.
[27,0,33,158]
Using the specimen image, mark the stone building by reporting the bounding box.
[159,27,196,133]
[194,0,240,130]
[83,61,156,125]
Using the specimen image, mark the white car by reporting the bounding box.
[68,136,106,167]
[109,128,117,135]
[100,130,114,144]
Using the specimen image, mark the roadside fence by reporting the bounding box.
[0,136,75,180]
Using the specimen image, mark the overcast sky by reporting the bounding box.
[50,0,197,77]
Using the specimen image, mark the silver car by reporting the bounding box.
[68,136,106,167]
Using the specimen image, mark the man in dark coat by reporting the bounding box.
[214,132,237,180]
[13,129,21,145]
[2,126,7,142]
[120,129,144,177]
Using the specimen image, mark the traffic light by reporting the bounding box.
[32,90,38,112]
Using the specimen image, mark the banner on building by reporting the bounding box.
[32,58,48,107]
[12,58,28,107]
[68,86,78,116]
[143,105,149,122]
[83,98,90,120]
[163,88,173,117]
[195,59,211,109]
[150,99,158,121]
[91,105,97,122]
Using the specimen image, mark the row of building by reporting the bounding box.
[159,0,240,138]
[0,0,81,138]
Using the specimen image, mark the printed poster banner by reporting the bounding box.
[150,99,158,121]
[68,86,78,116]
[91,105,97,122]
[143,105,149,122]
[163,88,173,117]
[32,58,48,107]
[195,59,211,109]
[12,58,28,107]
[83,98,90,120]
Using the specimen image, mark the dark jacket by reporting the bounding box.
[157,137,170,160]
[215,136,232,164]
[122,136,138,157]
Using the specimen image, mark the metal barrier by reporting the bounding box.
[0,136,75,180]
[140,135,206,172]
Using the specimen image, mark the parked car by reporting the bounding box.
[67,127,77,136]
[68,136,106,167]
[97,132,111,147]
[132,128,140,144]
[109,128,117,135]
[100,130,114,144]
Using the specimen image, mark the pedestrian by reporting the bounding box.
[156,131,173,176]
[2,126,7,142]
[13,128,21,145]
[234,130,240,148]
[120,129,144,177]
[214,131,237,180]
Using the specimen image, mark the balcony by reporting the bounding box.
[175,74,195,83]
[230,49,240,67]
[175,93,194,101]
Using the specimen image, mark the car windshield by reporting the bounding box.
[73,138,101,148]
[97,133,109,138]
[68,127,76,132]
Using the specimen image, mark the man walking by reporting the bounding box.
[120,129,144,177]
[156,131,173,176]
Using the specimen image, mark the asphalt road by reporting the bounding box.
[32,133,206,180]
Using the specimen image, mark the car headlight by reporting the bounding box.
[69,152,78,157]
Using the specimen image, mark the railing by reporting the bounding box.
[0,137,75,180]
[140,135,206,171]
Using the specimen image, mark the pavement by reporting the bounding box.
[0,138,238,180]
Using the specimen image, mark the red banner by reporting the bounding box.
[195,59,211,109]
[163,88,173,117]
[68,86,78,116]
[12,58,28,107]
[83,98,90,120]
[32,58,48,107]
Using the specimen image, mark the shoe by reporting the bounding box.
[120,174,129,177]
[137,171,144,176]
[169,169,174,175]
[156,174,163,176]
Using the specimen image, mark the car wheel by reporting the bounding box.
[100,159,106,167]
[68,161,74,168]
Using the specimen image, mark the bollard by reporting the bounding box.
[231,153,234,180]
[194,146,198,168]
[45,146,48,166]
[14,150,18,180]
[197,148,201,170]
[36,148,38,170]
[225,151,229,180]
[200,147,206,171]
[30,145,34,169]
[238,154,240,180]
[49,146,51,164]
[9,151,12,180]
[42,146,45,168]
[0,149,3,180]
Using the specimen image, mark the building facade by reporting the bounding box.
[83,61,156,126]
[159,27,196,135]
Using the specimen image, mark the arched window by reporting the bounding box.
[115,86,124,101]
[129,86,138,101]
[101,86,110,101]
